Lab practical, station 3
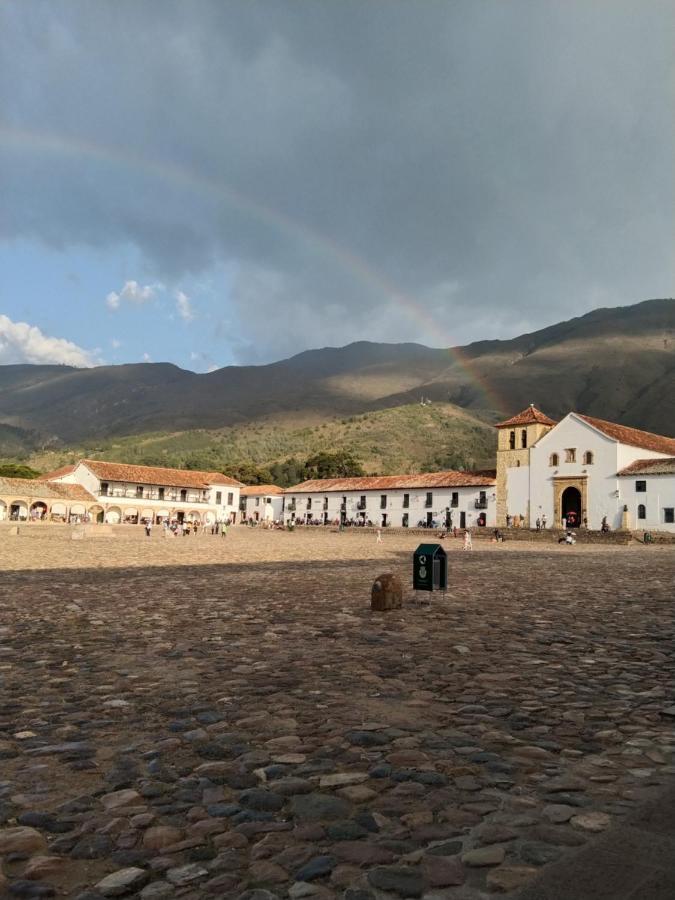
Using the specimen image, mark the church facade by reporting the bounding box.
[496,406,675,532]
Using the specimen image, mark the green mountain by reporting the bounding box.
[1,298,673,473]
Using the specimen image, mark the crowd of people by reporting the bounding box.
[141,518,232,538]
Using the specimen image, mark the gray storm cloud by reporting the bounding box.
[0,0,673,362]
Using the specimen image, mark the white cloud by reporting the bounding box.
[175,290,194,321]
[106,280,158,311]
[188,349,218,372]
[142,352,152,362]
[110,337,122,349]
[0,314,97,367]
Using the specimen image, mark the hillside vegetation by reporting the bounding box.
[1,299,673,474]
[24,402,496,484]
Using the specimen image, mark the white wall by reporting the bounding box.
[208,483,241,522]
[243,495,283,522]
[74,462,101,495]
[284,485,495,528]
[530,415,621,529]
[616,444,666,470]
[619,474,675,532]
[47,470,78,483]
[505,466,530,521]
[69,464,240,523]
[529,414,672,530]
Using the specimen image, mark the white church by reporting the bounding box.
[496,405,675,532]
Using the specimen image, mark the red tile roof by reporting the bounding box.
[617,457,675,476]
[285,470,495,494]
[38,464,77,481]
[81,459,243,489]
[495,405,557,428]
[576,415,675,456]
[0,477,96,503]
[241,484,283,496]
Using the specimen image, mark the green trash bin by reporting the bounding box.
[413,543,447,592]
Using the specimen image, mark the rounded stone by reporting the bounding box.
[421,855,465,887]
[0,827,48,855]
[371,574,403,611]
[142,826,184,850]
[461,846,505,867]
[486,864,539,893]
[570,811,611,832]
[367,866,427,898]
[295,855,337,882]
[290,793,350,822]
[95,867,149,897]
[22,856,66,880]
[7,880,56,897]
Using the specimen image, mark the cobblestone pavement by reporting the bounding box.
[0,530,673,899]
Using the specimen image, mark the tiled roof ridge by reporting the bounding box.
[617,456,675,476]
[81,458,244,488]
[240,484,283,495]
[38,463,77,481]
[495,405,557,428]
[284,469,495,493]
[575,414,675,456]
[0,476,97,502]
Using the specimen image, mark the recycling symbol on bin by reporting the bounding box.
[419,554,427,579]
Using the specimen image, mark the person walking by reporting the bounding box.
[376,527,383,544]
[463,529,473,550]
[145,520,152,538]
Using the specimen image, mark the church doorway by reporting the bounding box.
[561,486,582,528]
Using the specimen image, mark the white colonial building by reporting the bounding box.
[43,459,243,525]
[283,471,496,529]
[0,476,97,523]
[240,484,284,523]
[617,457,675,532]
[497,406,675,532]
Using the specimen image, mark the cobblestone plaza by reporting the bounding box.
[0,529,673,898]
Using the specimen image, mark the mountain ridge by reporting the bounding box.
[0,298,673,461]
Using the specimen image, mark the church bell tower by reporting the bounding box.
[495,404,556,527]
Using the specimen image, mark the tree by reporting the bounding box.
[0,463,42,479]
[422,450,474,473]
[220,462,274,485]
[303,451,364,479]
[270,457,305,488]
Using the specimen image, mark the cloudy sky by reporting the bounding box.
[1,0,673,370]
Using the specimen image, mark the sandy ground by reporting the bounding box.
[0,529,673,899]
[0,524,661,573]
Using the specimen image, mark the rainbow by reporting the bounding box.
[1,125,506,414]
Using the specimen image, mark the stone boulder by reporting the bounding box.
[371,574,403,611]
[0,826,47,855]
